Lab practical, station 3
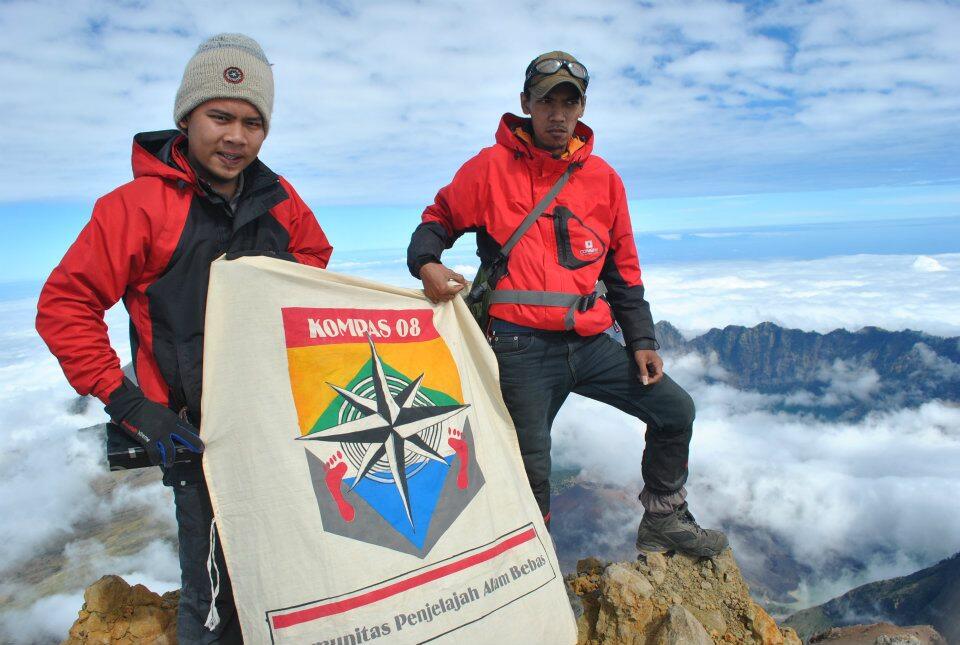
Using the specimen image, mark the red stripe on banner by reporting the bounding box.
[282,307,439,348]
[271,528,537,630]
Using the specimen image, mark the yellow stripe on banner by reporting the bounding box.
[286,336,464,435]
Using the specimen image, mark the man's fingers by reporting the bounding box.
[451,272,467,285]
[647,356,664,384]
[638,360,650,386]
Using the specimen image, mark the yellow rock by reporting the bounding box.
[780,627,803,645]
[62,575,177,645]
[749,603,784,645]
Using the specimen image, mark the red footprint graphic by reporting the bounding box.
[447,428,470,489]
[324,451,355,522]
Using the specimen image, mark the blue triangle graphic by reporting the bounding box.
[345,457,453,549]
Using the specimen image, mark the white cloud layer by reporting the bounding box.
[643,253,960,337]
[336,249,960,337]
[0,295,179,643]
[2,0,959,204]
[552,350,960,609]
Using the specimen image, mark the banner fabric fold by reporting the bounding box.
[199,256,577,644]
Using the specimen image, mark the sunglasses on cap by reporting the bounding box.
[524,58,590,89]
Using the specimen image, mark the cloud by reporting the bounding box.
[912,255,948,272]
[2,249,957,637]
[334,247,960,340]
[0,539,179,645]
[817,359,881,406]
[2,0,959,205]
[644,252,960,337]
[0,292,178,643]
[0,591,84,645]
[551,349,960,610]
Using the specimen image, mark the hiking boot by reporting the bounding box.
[635,502,728,557]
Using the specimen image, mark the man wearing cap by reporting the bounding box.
[37,34,332,641]
[407,52,727,558]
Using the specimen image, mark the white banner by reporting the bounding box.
[200,257,576,644]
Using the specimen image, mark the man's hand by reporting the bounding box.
[105,379,204,468]
[419,262,467,303]
[634,349,664,386]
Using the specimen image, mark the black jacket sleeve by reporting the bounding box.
[599,251,659,351]
[407,221,459,278]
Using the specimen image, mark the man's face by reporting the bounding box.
[520,83,586,154]
[177,98,266,195]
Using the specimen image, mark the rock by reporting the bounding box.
[601,563,654,605]
[63,575,177,645]
[645,551,667,575]
[578,557,607,575]
[808,622,947,644]
[749,602,785,644]
[593,564,658,644]
[653,605,712,645]
[689,606,726,634]
[572,548,802,645]
[876,636,920,645]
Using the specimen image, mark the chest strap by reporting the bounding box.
[489,282,606,330]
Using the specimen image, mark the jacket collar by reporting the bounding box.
[495,113,594,173]
[130,130,285,230]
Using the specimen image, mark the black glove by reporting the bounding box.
[105,378,204,468]
[224,249,295,261]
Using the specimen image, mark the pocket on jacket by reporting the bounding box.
[553,206,607,270]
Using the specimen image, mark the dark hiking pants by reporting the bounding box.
[488,320,695,519]
[164,465,243,644]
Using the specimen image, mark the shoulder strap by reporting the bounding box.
[500,162,579,258]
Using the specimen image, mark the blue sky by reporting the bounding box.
[2,0,959,280]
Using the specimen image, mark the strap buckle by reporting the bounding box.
[577,291,598,313]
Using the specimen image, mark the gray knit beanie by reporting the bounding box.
[174,33,274,133]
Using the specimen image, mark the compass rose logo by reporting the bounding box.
[298,336,470,528]
[281,306,486,557]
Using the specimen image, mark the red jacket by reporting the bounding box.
[408,114,656,350]
[37,130,332,418]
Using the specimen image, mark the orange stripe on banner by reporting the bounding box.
[286,336,464,434]
[270,528,537,630]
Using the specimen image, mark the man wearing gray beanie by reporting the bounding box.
[37,33,333,643]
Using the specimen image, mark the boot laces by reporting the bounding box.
[677,506,707,536]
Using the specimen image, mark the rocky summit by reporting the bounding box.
[63,575,177,644]
[568,549,802,644]
[62,548,948,644]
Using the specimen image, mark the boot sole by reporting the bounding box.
[635,541,671,553]
[637,540,727,558]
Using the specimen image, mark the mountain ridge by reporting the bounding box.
[784,551,960,643]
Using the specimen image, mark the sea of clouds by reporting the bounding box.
[0,251,958,642]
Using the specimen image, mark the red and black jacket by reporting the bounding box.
[37,130,332,420]
[408,114,657,350]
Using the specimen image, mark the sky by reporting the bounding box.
[2,1,960,641]
[2,0,960,280]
